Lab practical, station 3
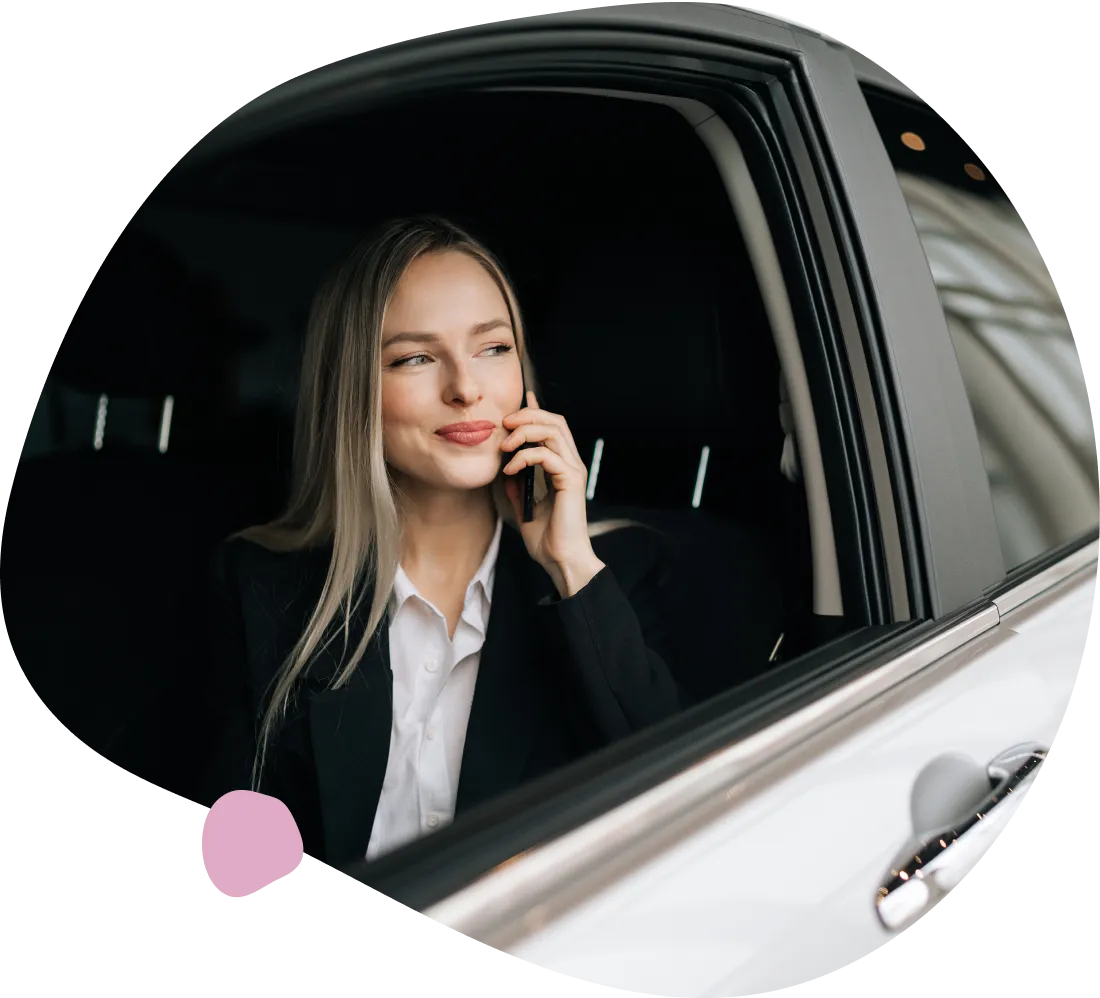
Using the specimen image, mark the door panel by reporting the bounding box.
[392,12,1094,997]
[505,566,1094,995]
[400,12,1098,997]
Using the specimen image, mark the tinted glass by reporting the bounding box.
[863,87,1098,569]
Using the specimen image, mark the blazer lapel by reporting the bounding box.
[307,586,393,868]
[454,525,552,815]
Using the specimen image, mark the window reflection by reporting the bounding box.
[895,169,1097,567]
[979,431,1048,569]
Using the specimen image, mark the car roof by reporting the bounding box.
[182,6,928,170]
[728,6,920,101]
[840,45,921,101]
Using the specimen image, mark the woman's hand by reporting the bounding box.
[501,391,605,598]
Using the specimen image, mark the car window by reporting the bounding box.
[861,87,1098,570]
[3,68,918,895]
[1,89,822,798]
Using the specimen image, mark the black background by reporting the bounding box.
[4,7,1086,990]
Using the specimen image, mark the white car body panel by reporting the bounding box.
[507,566,1095,995]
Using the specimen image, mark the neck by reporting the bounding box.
[393,479,499,589]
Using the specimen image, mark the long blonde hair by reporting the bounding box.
[236,216,638,789]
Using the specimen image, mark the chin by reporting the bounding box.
[442,466,502,492]
[412,459,501,494]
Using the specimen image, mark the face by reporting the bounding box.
[379,249,524,496]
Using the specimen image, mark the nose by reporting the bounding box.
[444,357,483,407]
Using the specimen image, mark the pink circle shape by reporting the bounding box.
[202,790,303,897]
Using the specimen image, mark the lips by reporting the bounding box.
[436,420,496,446]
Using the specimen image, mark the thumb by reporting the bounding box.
[503,475,523,521]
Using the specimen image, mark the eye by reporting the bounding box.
[391,353,431,368]
[482,343,515,357]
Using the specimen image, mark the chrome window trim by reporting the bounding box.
[993,538,1098,616]
[425,541,1094,947]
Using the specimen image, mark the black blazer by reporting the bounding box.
[200,520,683,868]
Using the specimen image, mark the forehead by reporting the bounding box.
[384,250,508,330]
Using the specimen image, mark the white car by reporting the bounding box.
[4,4,1094,995]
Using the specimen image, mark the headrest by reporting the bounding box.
[530,227,776,447]
[52,227,228,397]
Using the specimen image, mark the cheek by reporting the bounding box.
[380,382,431,455]
[489,364,525,407]
[381,379,426,428]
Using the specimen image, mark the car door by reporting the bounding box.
[167,4,1096,995]
[381,8,1095,996]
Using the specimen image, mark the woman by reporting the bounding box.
[202,216,683,869]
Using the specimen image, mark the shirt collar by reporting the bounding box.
[389,515,503,622]
[471,514,503,608]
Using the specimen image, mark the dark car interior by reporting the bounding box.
[1,89,812,802]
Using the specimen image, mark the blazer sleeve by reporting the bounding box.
[196,541,258,807]
[535,536,683,743]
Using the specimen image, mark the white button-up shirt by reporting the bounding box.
[365,516,503,861]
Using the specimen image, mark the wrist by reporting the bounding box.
[551,553,606,599]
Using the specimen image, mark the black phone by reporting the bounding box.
[518,378,535,523]
[502,292,536,523]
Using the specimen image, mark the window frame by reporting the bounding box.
[169,6,1000,920]
[789,34,1007,619]
[277,39,910,902]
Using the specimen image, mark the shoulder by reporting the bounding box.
[209,533,331,609]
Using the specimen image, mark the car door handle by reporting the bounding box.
[875,743,1046,931]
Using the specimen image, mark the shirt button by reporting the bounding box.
[426,814,440,828]
[424,657,439,673]
[426,725,436,740]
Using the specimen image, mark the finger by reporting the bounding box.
[503,423,586,470]
[503,408,554,429]
[502,422,580,461]
[501,403,586,466]
[503,445,580,486]
[501,391,541,427]
[501,420,567,451]
[504,403,564,429]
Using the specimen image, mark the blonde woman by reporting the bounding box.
[202,216,683,867]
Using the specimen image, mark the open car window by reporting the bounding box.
[4,33,910,901]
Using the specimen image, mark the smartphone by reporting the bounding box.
[513,329,535,522]
[518,379,536,522]
[501,290,536,523]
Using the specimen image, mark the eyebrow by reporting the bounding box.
[382,318,512,349]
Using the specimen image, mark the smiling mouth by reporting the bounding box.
[436,422,495,446]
